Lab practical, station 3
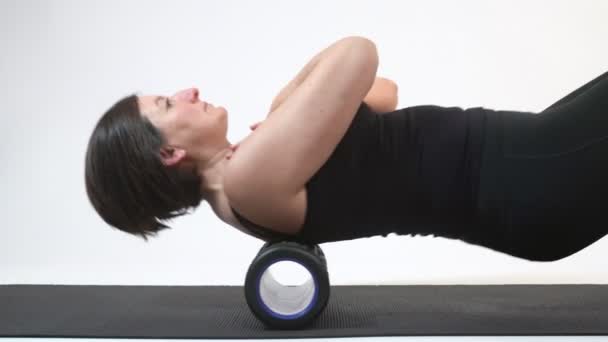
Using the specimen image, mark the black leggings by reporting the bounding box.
[468,70,608,261]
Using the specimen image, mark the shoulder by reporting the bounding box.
[222,182,308,236]
[204,189,241,229]
[205,189,268,238]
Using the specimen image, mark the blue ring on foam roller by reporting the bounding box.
[255,257,319,320]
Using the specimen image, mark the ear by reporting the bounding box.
[159,146,187,166]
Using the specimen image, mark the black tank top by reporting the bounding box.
[231,101,488,244]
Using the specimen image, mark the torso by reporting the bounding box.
[213,102,380,238]
[214,102,385,239]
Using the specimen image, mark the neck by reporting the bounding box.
[197,141,234,200]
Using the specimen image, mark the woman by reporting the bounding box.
[85,36,608,262]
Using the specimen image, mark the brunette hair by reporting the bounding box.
[84,94,204,241]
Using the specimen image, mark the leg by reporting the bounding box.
[470,71,608,261]
[504,71,608,260]
[542,70,608,112]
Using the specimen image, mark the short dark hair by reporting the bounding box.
[84,94,204,241]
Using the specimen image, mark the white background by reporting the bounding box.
[1,0,607,286]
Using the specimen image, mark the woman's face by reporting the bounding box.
[138,87,228,162]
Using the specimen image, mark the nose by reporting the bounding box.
[172,87,199,102]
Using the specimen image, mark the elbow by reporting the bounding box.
[344,36,377,50]
[358,37,379,69]
[341,36,379,66]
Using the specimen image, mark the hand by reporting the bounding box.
[250,121,263,131]
[363,77,399,113]
[227,121,264,160]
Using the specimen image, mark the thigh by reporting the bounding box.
[501,138,608,261]
[507,70,608,159]
[542,70,608,112]
[470,72,608,261]
[500,73,608,260]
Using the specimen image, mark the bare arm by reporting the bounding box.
[268,46,396,121]
[246,75,398,132]
[226,36,378,205]
[242,40,391,146]
[239,41,349,144]
[267,38,356,115]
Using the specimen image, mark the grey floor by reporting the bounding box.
[2,338,608,342]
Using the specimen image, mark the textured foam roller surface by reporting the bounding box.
[1,285,608,338]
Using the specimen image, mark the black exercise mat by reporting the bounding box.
[1,284,607,338]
